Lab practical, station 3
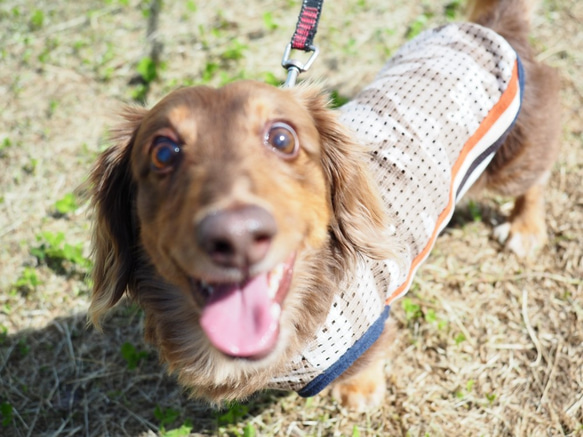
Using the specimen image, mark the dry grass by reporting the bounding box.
[0,0,582,435]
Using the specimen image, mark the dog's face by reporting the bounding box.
[89,81,389,400]
[131,82,332,358]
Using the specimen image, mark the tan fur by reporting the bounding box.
[89,0,560,408]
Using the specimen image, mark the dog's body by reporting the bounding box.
[89,0,560,409]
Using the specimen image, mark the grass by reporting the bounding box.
[1,0,582,435]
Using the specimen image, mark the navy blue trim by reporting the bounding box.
[455,53,526,200]
[297,306,390,398]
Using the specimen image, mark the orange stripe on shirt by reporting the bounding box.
[385,60,520,305]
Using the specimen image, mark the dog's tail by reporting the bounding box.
[468,0,535,38]
[467,0,537,61]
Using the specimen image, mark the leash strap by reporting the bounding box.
[281,0,324,87]
[291,0,324,51]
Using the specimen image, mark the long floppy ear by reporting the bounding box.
[290,84,395,265]
[89,107,147,329]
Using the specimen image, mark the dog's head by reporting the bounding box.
[89,81,391,398]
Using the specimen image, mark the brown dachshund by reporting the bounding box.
[89,0,560,409]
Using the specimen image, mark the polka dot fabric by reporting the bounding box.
[268,23,523,394]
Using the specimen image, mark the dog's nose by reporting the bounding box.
[197,205,277,268]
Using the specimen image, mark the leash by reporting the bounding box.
[281,0,324,87]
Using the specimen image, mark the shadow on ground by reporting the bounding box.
[0,305,288,436]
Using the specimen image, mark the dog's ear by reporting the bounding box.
[290,85,394,265]
[89,107,147,329]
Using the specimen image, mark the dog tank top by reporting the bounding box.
[268,22,524,395]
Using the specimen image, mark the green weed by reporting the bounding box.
[262,12,278,31]
[131,82,148,102]
[0,138,11,158]
[72,39,88,52]
[216,402,258,437]
[38,37,59,64]
[454,332,466,345]
[425,308,437,323]
[120,342,148,370]
[104,0,130,5]
[406,11,433,40]
[186,1,197,13]
[455,379,475,399]
[467,200,482,222]
[132,56,166,102]
[22,158,38,174]
[154,405,194,436]
[18,337,30,357]
[425,308,448,330]
[12,267,42,295]
[136,56,158,84]
[330,90,350,109]
[217,401,248,425]
[485,393,497,405]
[445,0,464,20]
[219,70,247,86]
[0,326,7,345]
[262,72,282,87]
[220,39,247,62]
[31,231,92,273]
[402,297,423,322]
[54,192,79,216]
[47,99,59,117]
[29,9,44,31]
[0,402,13,427]
[154,406,180,428]
[243,423,256,437]
[201,62,219,83]
[343,37,358,55]
[160,421,193,437]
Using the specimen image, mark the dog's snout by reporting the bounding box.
[197,205,277,268]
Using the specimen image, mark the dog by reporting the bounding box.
[89,0,560,410]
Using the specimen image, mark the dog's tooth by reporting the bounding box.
[270,302,281,319]
[268,277,277,299]
[267,263,284,299]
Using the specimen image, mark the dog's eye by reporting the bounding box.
[151,137,181,171]
[265,122,298,157]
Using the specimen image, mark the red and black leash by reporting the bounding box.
[282,0,324,87]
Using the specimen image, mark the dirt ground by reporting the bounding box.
[0,0,581,436]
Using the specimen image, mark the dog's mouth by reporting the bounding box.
[194,254,295,359]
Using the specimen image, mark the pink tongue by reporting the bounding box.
[199,273,279,357]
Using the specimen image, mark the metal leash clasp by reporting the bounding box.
[281,43,319,88]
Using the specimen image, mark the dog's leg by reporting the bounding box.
[469,0,561,259]
[331,319,396,410]
[493,178,548,259]
[331,357,386,411]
